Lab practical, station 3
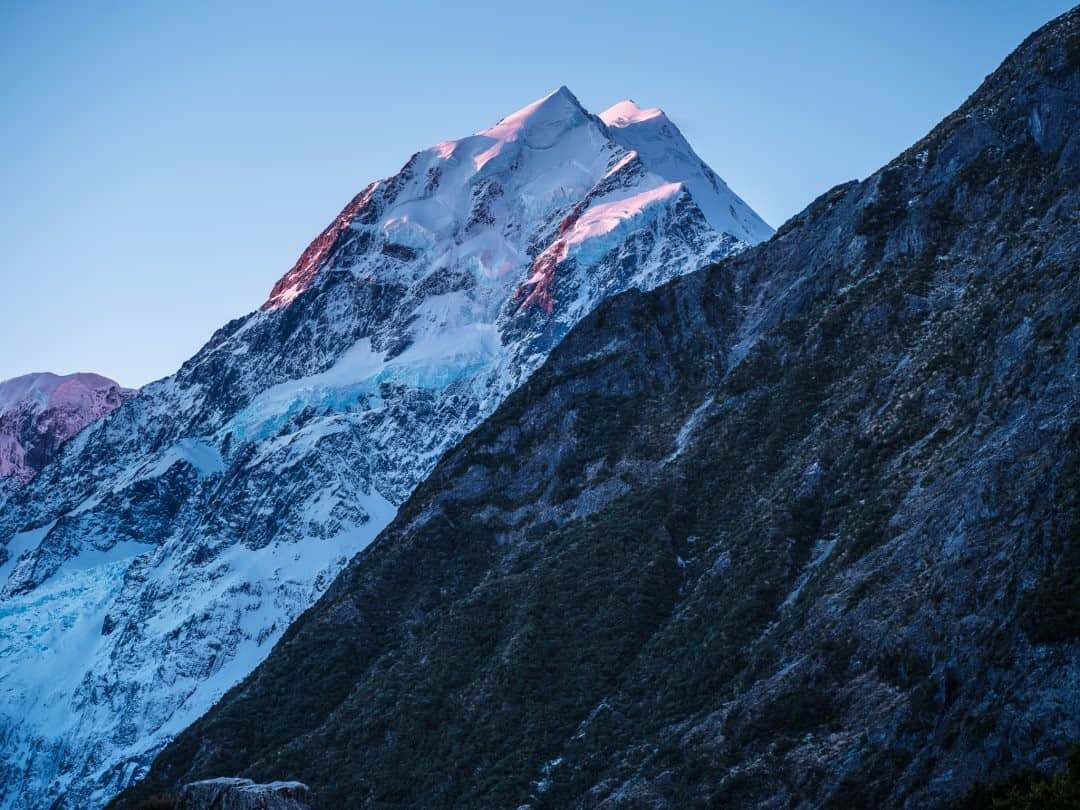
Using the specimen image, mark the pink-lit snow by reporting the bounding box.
[599,99,666,128]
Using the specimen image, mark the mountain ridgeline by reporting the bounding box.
[0,88,769,809]
[116,8,1080,810]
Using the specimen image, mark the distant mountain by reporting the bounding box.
[0,372,134,487]
[115,8,1080,809]
[0,87,769,809]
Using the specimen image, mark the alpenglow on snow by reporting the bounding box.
[0,86,771,810]
[0,373,135,488]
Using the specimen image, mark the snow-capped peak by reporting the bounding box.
[0,372,122,413]
[599,99,667,128]
[262,87,771,312]
[469,85,597,172]
[599,97,773,244]
[0,372,135,485]
[478,86,589,148]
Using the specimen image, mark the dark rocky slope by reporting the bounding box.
[117,8,1080,808]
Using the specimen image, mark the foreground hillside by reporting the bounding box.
[119,8,1079,809]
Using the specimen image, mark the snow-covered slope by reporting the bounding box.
[599,99,773,244]
[0,373,134,488]
[0,86,771,809]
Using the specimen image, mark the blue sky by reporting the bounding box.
[2,0,1072,387]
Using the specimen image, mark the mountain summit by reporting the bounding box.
[600,98,773,243]
[0,89,767,809]
[263,85,769,311]
[0,372,134,487]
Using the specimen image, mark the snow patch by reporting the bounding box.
[565,182,684,248]
[141,439,224,480]
[0,522,56,585]
[782,537,837,608]
[666,396,715,462]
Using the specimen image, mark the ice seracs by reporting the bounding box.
[0,86,772,810]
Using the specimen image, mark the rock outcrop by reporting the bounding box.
[176,779,310,810]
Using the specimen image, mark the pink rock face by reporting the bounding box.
[0,372,136,485]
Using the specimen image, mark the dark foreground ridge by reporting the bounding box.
[116,8,1080,809]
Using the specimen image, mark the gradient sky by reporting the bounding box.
[2,0,1072,387]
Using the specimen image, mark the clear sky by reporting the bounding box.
[2,0,1072,387]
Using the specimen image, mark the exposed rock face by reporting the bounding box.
[176,779,310,810]
[0,372,134,487]
[114,8,1080,809]
[0,88,768,809]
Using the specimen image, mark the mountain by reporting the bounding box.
[115,8,1080,809]
[0,372,134,489]
[0,89,769,809]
